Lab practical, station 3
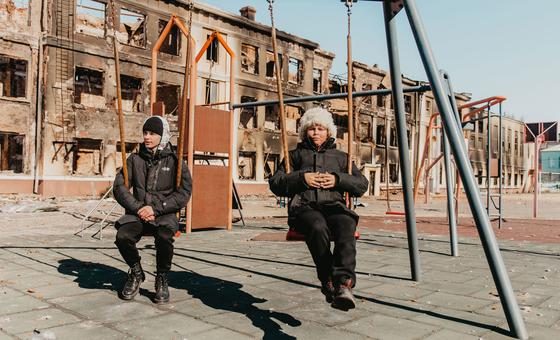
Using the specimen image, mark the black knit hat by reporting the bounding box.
[142,116,164,136]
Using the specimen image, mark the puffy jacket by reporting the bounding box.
[113,143,192,232]
[269,137,368,223]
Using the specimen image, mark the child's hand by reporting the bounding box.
[317,173,336,189]
[304,172,322,188]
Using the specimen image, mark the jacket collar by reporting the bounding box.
[139,142,175,161]
[299,136,336,152]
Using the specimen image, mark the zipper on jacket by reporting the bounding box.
[313,151,318,202]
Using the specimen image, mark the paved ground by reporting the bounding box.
[1,197,560,339]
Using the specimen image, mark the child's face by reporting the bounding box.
[143,131,162,149]
[307,124,329,147]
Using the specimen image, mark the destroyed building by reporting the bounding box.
[0,0,529,197]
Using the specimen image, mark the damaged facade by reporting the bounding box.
[0,0,530,197]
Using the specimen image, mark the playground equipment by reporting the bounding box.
[232,1,528,338]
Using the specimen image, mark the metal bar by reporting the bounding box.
[346,0,354,209]
[403,0,528,338]
[95,202,118,240]
[177,36,194,187]
[486,103,491,215]
[383,0,420,282]
[498,103,503,228]
[76,185,113,237]
[231,86,430,109]
[442,129,458,256]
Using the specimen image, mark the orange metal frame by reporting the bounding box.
[186,31,235,233]
[413,96,507,203]
[150,15,196,236]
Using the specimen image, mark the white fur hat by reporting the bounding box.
[298,107,337,141]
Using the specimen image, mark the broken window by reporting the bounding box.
[204,79,218,105]
[238,151,256,180]
[288,57,303,85]
[359,121,372,143]
[76,0,106,38]
[332,114,348,139]
[72,138,102,175]
[389,163,398,183]
[118,8,145,48]
[390,126,398,147]
[404,95,412,113]
[74,67,105,108]
[158,20,180,56]
[264,153,279,179]
[120,75,142,112]
[239,96,257,129]
[376,124,386,145]
[264,105,279,130]
[0,132,24,173]
[206,35,219,63]
[0,56,27,98]
[286,105,302,133]
[156,82,180,115]
[266,51,282,78]
[313,68,322,93]
[241,43,259,75]
[361,83,372,105]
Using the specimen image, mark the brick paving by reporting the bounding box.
[1,205,560,339]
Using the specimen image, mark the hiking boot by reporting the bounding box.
[121,262,145,300]
[154,272,170,304]
[321,279,335,303]
[332,279,356,311]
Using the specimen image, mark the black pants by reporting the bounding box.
[293,209,357,286]
[115,221,175,273]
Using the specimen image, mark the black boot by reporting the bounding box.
[121,262,145,300]
[154,272,169,304]
[332,278,356,311]
[321,279,335,303]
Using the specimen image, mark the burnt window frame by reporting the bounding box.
[118,7,146,49]
[241,43,259,75]
[0,132,25,173]
[204,79,219,105]
[74,66,105,106]
[75,0,107,38]
[239,96,258,129]
[156,81,181,115]
[312,68,322,93]
[158,19,181,56]
[120,74,143,112]
[266,51,282,79]
[288,57,303,85]
[0,55,28,99]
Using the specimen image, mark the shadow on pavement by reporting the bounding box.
[169,270,302,339]
[57,259,152,299]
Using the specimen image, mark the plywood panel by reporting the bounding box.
[191,165,229,229]
[193,106,231,154]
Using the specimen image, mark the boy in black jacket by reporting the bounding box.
[113,116,192,303]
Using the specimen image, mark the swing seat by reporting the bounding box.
[386,210,405,216]
[286,228,360,241]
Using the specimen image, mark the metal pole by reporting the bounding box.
[533,131,540,218]
[403,0,528,338]
[383,0,420,281]
[442,129,458,256]
[486,104,491,215]
[346,0,354,210]
[231,85,430,110]
[268,0,290,173]
[498,103,503,228]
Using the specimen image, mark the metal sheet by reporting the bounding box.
[191,106,231,154]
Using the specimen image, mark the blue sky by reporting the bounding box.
[199,0,559,122]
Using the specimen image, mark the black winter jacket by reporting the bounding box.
[113,143,192,232]
[269,137,368,223]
